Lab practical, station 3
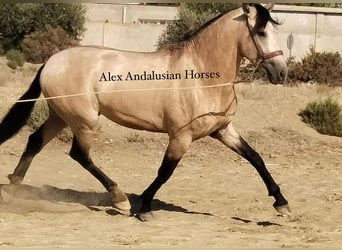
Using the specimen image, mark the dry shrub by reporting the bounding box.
[287,48,342,85]
[21,25,78,64]
[299,97,342,137]
[27,100,49,130]
[238,58,267,82]
[27,101,73,142]
[126,133,145,143]
[6,49,25,69]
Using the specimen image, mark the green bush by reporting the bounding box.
[157,3,239,49]
[27,101,73,143]
[299,97,342,137]
[21,25,78,63]
[56,128,73,143]
[238,58,267,82]
[6,49,25,69]
[0,43,4,56]
[0,3,85,52]
[27,100,49,130]
[287,47,342,84]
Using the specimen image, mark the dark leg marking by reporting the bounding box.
[8,126,44,184]
[69,137,116,192]
[212,124,290,215]
[69,137,130,212]
[237,136,288,208]
[138,154,180,220]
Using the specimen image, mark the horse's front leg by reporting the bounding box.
[211,123,291,216]
[137,135,192,221]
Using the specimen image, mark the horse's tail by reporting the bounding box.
[0,64,45,145]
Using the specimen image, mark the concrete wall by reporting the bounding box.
[83,22,166,51]
[82,4,177,51]
[273,5,342,59]
[81,4,342,59]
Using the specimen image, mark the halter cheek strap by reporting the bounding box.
[246,17,283,61]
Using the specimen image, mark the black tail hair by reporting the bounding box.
[0,64,45,145]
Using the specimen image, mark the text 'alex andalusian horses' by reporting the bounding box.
[0,4,290,221]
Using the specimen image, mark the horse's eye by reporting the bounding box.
[258,31,266,37]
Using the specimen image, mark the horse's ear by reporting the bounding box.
[242,3,257,19]
[265,3,275,11]
[242,3,250,15]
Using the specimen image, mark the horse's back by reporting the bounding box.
[40,46,172,95]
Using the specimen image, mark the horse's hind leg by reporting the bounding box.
[8,109,66,184]
[69,127,130,212]
[211,123,291,216]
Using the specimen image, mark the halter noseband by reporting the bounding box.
[260,50,283,61]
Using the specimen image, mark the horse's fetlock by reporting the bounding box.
[8,174,22,185]
[139,197,152,213]
[107,183,118,192]
[140,190,152,204]
[112,188,128,204]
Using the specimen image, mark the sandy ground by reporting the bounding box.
[0,59,342,247]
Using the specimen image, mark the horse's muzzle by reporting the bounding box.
[261,60,288,84]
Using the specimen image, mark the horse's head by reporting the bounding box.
[239,3,287,84]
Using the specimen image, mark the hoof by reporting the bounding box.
[111,188,131,215]
[274,204,291,217]
[7,174,22,185]
[136,211,154,222]
[113,199,131,216]
[0,184,17,203]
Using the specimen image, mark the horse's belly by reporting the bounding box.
[99,101,165,133]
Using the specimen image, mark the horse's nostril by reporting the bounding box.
[279,70,286,80]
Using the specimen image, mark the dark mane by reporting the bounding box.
[167,12,227,49]
[253,4,281,34]
[182,13,226,43]
[165,4,280,50]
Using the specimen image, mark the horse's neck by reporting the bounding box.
[185,13,242,84]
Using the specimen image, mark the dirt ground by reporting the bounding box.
[0,59,342,247]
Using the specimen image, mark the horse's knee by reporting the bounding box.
[212,123,242,151]
[166,135,192,160]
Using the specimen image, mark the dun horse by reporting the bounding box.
[0,4,290,220]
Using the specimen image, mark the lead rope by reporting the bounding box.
[247,59,263,82]
[13,82,235,103]
[235,14,263,84]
